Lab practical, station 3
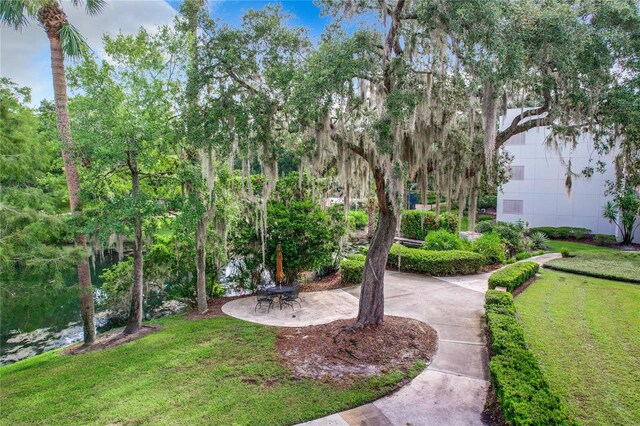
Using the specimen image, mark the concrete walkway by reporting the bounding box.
[221,253,559,426]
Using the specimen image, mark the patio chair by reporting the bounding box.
[280,283,301,311]
[255,287,274,312]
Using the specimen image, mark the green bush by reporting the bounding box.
[484,290,574,425]
[476,221,524,251]
[478,195,498,209]
[478,214,493,222]
[438,212,459,233]
[515,251,533,261]
[400,210,459,240]
[532,250,545,256]
[529,231,550,250]
[388,244,485,275]
[348,210,368,230]
[472,232,506,265]
[340,256,365,284]
[529,226,591,240]
[594,233,616,245]
[422,229,464,251]
[488,261,539,292]
[401,210,438,239]
[560,248,570,258]
[506,257,516,264]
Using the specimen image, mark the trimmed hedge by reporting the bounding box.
[488,261,539,292]
[485,290,574,425]
[388,244,485,276]
[529,226,591,240]
[400,210,459,240]
[340,255,364,284]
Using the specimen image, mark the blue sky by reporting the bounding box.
[0,0,333,104]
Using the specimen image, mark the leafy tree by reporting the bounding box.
[0,79,84,306]
[68,27,183,335]
[286,0,639,326]
[0,0,106,345]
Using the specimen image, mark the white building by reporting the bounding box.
[497,108,638,241]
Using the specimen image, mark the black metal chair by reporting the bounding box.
[255,287,274,312]
[280,284,301,311]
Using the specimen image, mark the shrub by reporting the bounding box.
[560,248,570,258]
[515,252,532,261]
[438,212,459,233]
[422,229,464,251]
[530,232,550,250]
[528,226,591,240]
[478,195,498,209]
[348,210,368,230]
[506,257,516,264]
[401,210,438,240]
[472,232,506,265]
[532,250,545,256]
[594,233,616,245]
[478,214,493,222]
[518,236,534,253]
[388,244,485,275]
[340,256,365,284]
[488,261,539,292]
[400,210,460,239]
[484,291,573,426]
[476,221,524,251]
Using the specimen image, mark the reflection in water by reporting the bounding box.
[0,253,119,366]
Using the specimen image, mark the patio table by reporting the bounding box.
[266,286,295,310]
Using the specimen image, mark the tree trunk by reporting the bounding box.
[356,171,397,327]
[468,182,479,233]
[367,197,376,239]
[195,218,208,313]
[124,164,144,335]
[47,30,95,345]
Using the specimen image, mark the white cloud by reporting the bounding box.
[0,0,177,104]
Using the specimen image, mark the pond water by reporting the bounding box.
[0,253,121,365]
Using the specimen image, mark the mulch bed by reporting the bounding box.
[185,295,250,319]
[62,325,160,356]
[276,316,438,383]
[300,271,349,292]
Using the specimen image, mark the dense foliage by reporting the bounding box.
[476,221,524,253]
[472,232,506,265]
[388,244,485,276]
[340,254,366,284]
[401,210,459,240]
[485,290,574,425]
[422,229,465,251]
[488,262,540,292]
[528,227,591,240]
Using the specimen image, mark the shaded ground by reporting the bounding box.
[277,316,437,382]
[516,270,640,425]
[62,325,160,355]
[0,316,416,426]
[185,295,248,319]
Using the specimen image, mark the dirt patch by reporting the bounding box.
[482,382,507,426]
[62,325,160,356]
[185,295,250,319]
[300,271,351,292]
[276,316,437,383]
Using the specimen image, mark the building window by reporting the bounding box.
[503,199,523,214]
[506,133,526,146]
[510,165,525,181]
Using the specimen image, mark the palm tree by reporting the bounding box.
[1,0,105,345]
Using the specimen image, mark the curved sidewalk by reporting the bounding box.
[221,254,559,426]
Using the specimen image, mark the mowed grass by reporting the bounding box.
[0,315,419,425]
[516,271,640,425]
[546,240,620,254]
[545,250,640,283]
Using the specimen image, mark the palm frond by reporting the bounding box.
[58,22,89,60]
[0,0,33,30]
[71,0,106,16]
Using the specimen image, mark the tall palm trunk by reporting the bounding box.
[124,154,144,335]
[42,6,95,345]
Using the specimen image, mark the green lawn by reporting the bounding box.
[546,240,620,253]
[545,250,640,283]
[0,316,419,425]
[516,271,640,425]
